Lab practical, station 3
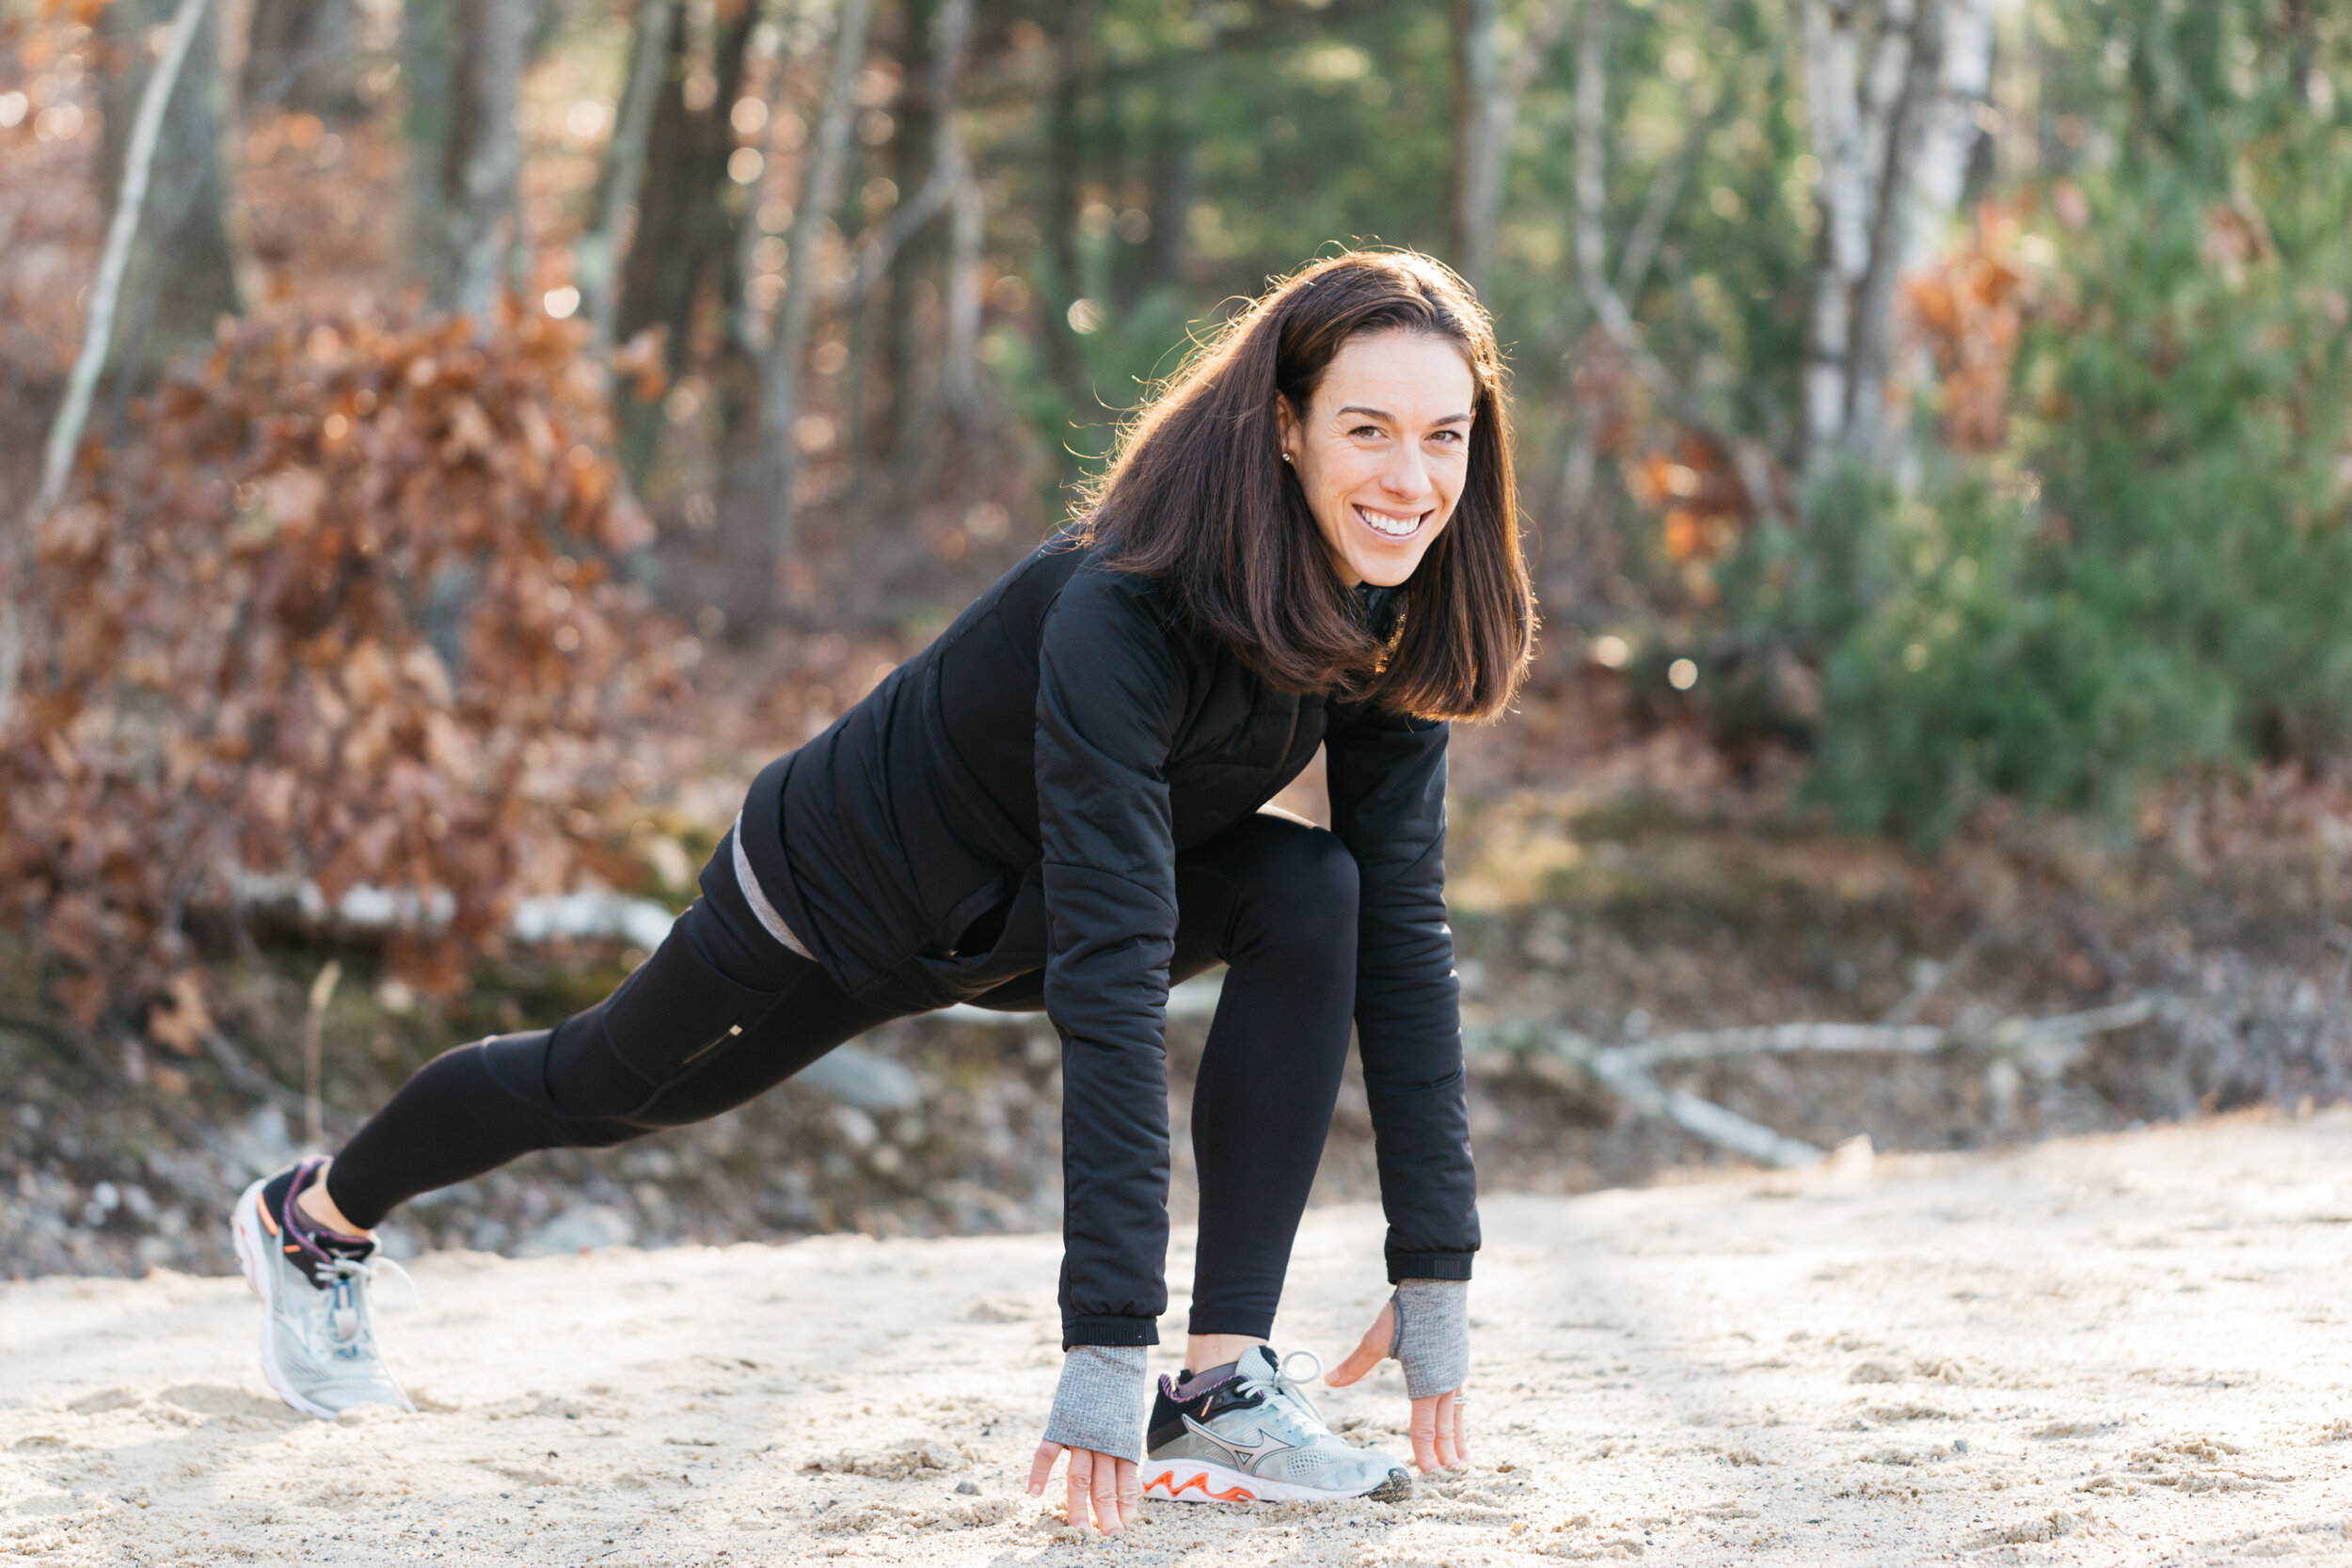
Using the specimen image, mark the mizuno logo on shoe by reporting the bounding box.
[1179,1413,1298,1474]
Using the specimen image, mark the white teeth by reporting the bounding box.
[1356,505,1422,538]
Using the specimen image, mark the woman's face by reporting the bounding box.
[1277,329,1477,589]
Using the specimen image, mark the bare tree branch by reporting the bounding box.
[1485,998,2161,1167]
[760,0,876,563]
[839,0,974,304]
[1573,0,1693,421]
[1613,84,1726,304]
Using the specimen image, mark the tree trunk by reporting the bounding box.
[606,0,755,484]
[1453,0,1572,300]
[241,0,361,117]
[941,159,982,413]
[1451,0,1502,294]
[1802,0,1994,471]
[872,0,934,461]
[405,0,544,319]
[1038,0,1099,429]
[1900,0,1996,271]
[93,0,240,390]
[865,0,977,461]
[582,0,678,352]
[760,0,877,571]
[613,0,756,368]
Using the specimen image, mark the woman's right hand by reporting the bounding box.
[1027,1438,1141,1535]
[1326,1294,1470,1472]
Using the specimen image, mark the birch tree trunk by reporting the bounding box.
[1901,0,1997,271]
[405,0,544,319]
[1802,0,1994,471]
[91,0,240,391]
[37,0,221,518]
[14,0,219,733]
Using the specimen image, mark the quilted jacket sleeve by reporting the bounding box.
[1034,567,1192,1348]
[1323,702,1480,1282]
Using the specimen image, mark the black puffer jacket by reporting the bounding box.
[737,537,1477,1347]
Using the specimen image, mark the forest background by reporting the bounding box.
[2,0,2350,1277]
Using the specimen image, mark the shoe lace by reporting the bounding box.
[319,1253,420,1346]
[1241,1349,1333,1436]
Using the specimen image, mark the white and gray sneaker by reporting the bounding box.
[1141,1345,1411,1504]
[229,1161,414,1418]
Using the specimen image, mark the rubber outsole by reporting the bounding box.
[1138,1458,1413,1505]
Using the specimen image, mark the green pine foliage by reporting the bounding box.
[1732,0,2352,838]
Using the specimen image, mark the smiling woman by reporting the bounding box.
[1080,249,1531,720]
[226,248,1531,1542]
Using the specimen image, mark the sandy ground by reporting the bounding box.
[3,1114,2349,1566]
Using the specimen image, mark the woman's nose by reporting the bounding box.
[1379,448,1431,499]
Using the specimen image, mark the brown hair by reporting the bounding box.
[1076,250,1535,721]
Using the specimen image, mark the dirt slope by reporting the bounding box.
[3,1112,2349,1566]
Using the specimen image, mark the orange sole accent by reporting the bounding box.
[1144,1472,1254,1502]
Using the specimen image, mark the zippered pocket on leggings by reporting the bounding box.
[679,1022,745,1067]
[597,927,787,1088]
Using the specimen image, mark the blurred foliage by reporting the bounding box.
[1,0,2350,1038]
[0,306,682,1024]
[1719,0,2352,838]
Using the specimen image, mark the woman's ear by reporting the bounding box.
[1272,392,1301,465]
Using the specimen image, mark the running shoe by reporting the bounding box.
[229,1160,414,1418]
[1141,1345,1411,1504]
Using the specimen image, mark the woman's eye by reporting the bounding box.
[1350,425,1383,438]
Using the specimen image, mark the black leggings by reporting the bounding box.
[326,813,1359,1339]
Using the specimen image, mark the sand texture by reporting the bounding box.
[3,1112,2349,1566]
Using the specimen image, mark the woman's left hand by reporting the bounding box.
[1323,1298,1468,1472]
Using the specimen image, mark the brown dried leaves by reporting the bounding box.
[4,304,681,1026]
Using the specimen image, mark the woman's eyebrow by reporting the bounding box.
[1335,404,1474,425]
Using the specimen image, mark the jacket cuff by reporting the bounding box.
[1060,1313,1160,1349]
[1386,1248,1474,1284]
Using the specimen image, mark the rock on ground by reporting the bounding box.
[2,1112,2349,1566]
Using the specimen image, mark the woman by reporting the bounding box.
[230,250,1534,1534]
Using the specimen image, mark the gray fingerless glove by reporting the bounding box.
[1390,1278,1470,1399]
[1041,1344,1149,1463]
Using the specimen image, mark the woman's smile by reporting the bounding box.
[1354,502,1429,539]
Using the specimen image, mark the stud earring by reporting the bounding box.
[1280,451,1293,465]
